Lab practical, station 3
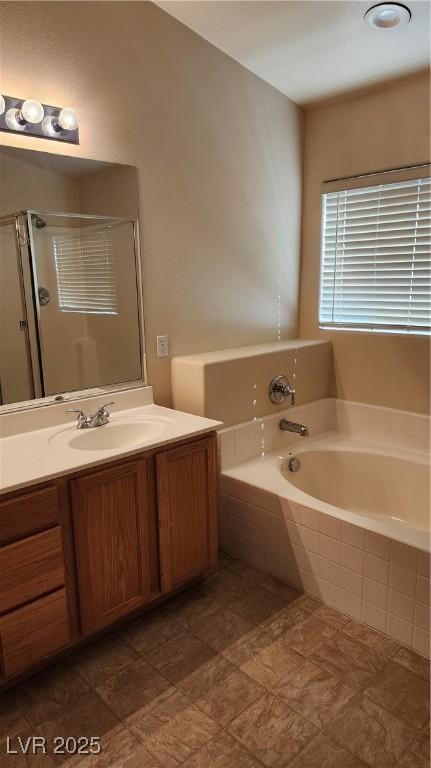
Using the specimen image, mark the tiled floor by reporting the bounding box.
[1,552,430,768]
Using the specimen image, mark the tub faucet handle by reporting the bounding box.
[269,375,295,405]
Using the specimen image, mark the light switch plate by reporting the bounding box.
[157,335,169,358]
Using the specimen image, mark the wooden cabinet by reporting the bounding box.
[0,589,70,678]
[0,431,217,685]
[156,437,217,591]
[71,458,155,635]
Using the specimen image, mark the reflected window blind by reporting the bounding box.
[319,176,431,333]
[54,230,117,314]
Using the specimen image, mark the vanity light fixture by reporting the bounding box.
[0,95,79,144]
[365,2,411,28]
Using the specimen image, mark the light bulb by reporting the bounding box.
[42,106,79,138]
[5,108,26,131]
[58,107,79,131]
[42,115,58,137]
[0,95,5,116]
[20,99,44,124]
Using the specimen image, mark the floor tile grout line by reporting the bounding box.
[121,722,166,768]
[225,696,323,768]
[221,725,281,768]
[125,683,225,768]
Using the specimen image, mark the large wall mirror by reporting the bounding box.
[0,147,145,409]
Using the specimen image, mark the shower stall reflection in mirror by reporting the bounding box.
[0,210,146,407]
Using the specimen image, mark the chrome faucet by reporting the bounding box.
[269,375,295,405]
[66,402,114,429]
[279,419,309,436]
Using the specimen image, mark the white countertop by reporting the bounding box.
[0,400,221,495]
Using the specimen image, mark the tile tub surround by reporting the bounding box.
[0,551,429,768]
[218,398,430,658]
[218,398,430,471]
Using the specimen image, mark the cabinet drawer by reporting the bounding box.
[0,485,61,544]
[0,589,70,679]
[0,527,65,614]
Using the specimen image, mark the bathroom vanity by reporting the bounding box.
[0,396,220,687]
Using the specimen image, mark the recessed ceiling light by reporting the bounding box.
[365,2,411,29]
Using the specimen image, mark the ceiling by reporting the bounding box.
[154,0,430,105]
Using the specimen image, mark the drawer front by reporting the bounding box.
[0,527,65,614]
[0,589,70,679]
[0,485,61,544]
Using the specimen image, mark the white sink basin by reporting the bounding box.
[49,415,172,452]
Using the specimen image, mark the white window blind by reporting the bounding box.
[54,229,117,315]
[320,176,431,334]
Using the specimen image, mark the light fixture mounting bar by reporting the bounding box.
[0,95,79,144]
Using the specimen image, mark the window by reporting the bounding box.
[319,173,431,334]
[54,228,117,315]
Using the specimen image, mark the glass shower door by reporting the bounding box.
[0,216,35,405]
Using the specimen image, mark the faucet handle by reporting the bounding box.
[96,402,114,414]
[66,408,88,429]
[90,401,114,427]
[269,375,295,405]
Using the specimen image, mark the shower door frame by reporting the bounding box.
[0,212,44,403]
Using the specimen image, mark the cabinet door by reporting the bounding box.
[156,436,217,591]
[71,458,154,635]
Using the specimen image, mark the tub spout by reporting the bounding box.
[279,419,309,436]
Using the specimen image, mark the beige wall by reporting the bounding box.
[0,152,80,216]
[0,1,303,406]
[299,71,431,414]
[78,165,139,220]
[172,340,333,426]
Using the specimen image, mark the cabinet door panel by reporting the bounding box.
[156,436,217,591]
[0,588,70,679]
[71,459,153,634]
